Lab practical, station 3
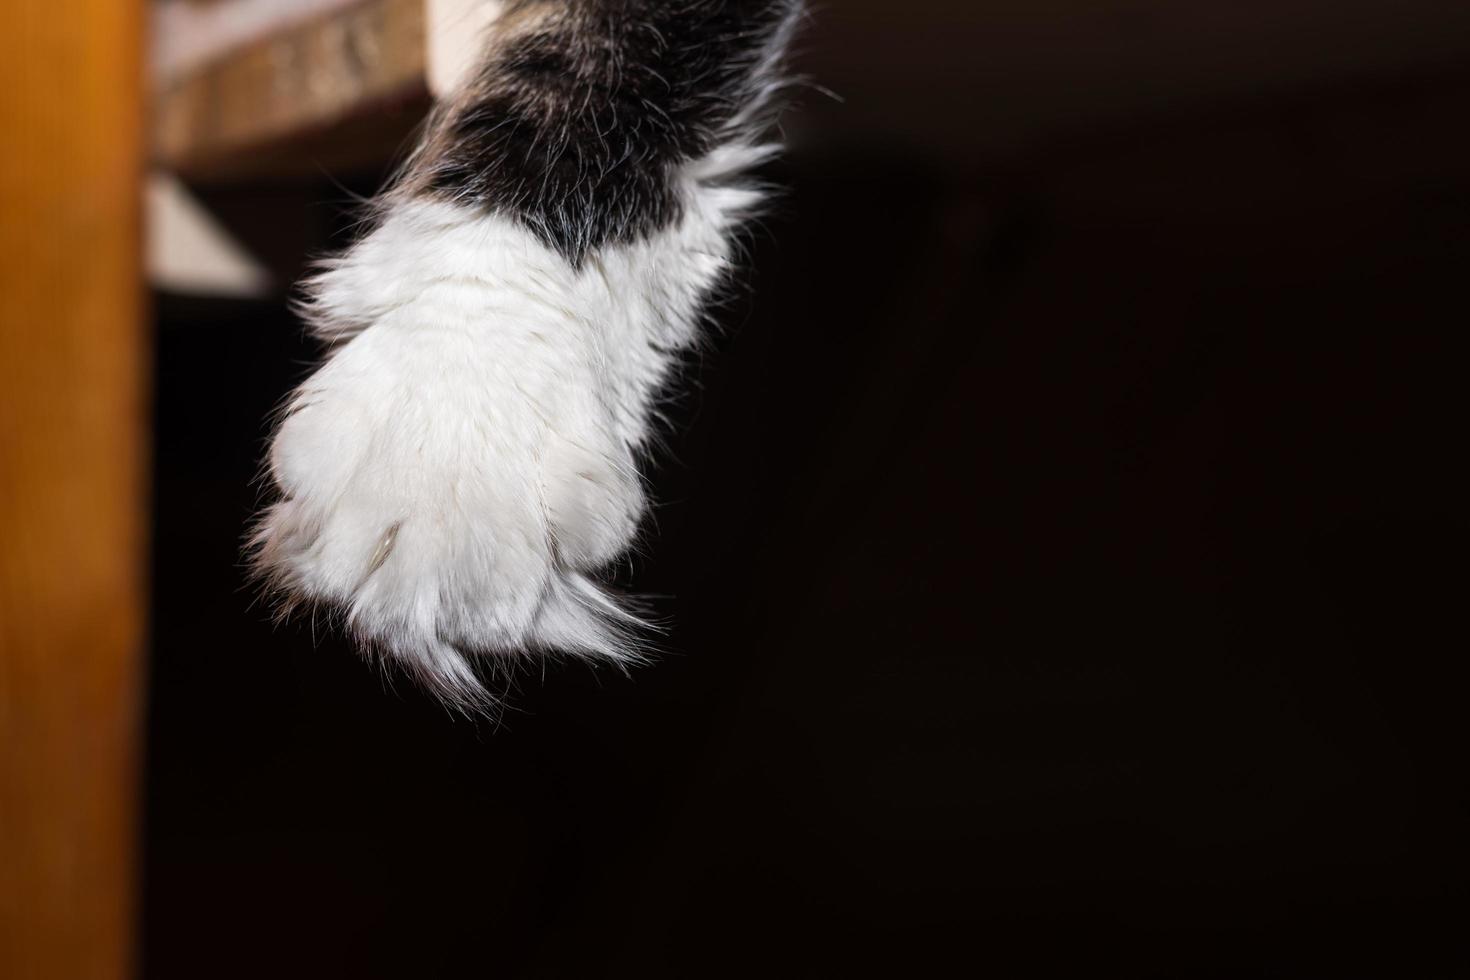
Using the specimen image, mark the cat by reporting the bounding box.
[249,0,803,711]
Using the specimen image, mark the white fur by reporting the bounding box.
[253,145,771,708]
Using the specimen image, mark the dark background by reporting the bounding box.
[144,3,1470,976]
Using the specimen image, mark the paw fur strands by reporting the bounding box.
[249,504,659,718]
[249,0,801,712]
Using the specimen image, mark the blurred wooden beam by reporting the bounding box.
[154,0,430,182]
[0,2,148,979]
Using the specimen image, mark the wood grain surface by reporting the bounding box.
[0,3,147,979]
[155,0,428,181]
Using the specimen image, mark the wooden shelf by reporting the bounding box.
[154,0,431,182]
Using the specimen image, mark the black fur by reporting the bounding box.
[421,0,796,264]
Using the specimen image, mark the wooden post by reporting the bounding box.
[0,3,147,979]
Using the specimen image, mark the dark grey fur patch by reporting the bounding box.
[412,0,798,264]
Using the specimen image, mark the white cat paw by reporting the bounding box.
[251,291,648,709]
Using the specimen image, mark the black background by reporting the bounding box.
[144,13,1470,978]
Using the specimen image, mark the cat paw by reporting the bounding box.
[251,293,647,709]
